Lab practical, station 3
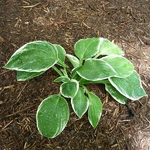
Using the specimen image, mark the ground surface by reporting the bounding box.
[0,0,150,150]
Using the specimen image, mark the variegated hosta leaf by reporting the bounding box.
[105,83,127,104]
[36,94,69,138]
[60,79,79,98]
[66,54,80,68]
[53,44,66,67]
[74,37,124,61]
[101,55,134,78]
[87,92,102,128]
[77,59,116,81]
[74,38,100,60]
[96,38,124,56]
[17,70,45,81]
[4,41,58,72]
[71,87,89,118]
[109,70,147,100]
[54,76,70,83]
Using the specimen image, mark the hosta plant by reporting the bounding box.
[3,37,147,138]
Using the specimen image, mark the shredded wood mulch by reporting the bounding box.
[0,0,150,149]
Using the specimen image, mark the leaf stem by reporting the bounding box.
[52,66,63,76]
[61,68,68,77]
[58,60,69,68]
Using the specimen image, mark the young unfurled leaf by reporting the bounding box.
[17,70,45,81]
[71,87,89,118]
[109,70,147,100]
[101,55,134,78]
[87,91,102,128]
[60,79,79,98]
[77,59,116,81]
[36,94,69,138]
[3,41,58,72]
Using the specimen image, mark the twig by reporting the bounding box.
[82,22,91,28]
[6,105,34,118]
[2,120,13,130]
[15,83,28,103]
[22,3,40,8]
[0,85,14,90]
[17,83,28,99]
[137,36,144,45]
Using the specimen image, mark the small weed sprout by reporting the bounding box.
[3,37,147,138]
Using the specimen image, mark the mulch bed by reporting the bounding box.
[0,0,150,149]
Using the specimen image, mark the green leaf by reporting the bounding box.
[77,59,117,81]
[71,87,89,118]
[74,38,124,61]
[36,94,69,138]
[54,76,70,83]
[109,70,147,100]
[105,83,127,104]
[60,79,79,98]
[87,92,102,128]
[3,41,58,72]
[79,78,92,85]
[96,38,124,57]
[71,67,80,79]
[101,55,134,78]
[66,54,80,68]
[17,70,45,81]
[74,38,100,60]
[53,44,66,67]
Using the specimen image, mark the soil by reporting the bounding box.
[0,0,150,150]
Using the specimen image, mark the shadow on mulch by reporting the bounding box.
[0,0,150,149]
